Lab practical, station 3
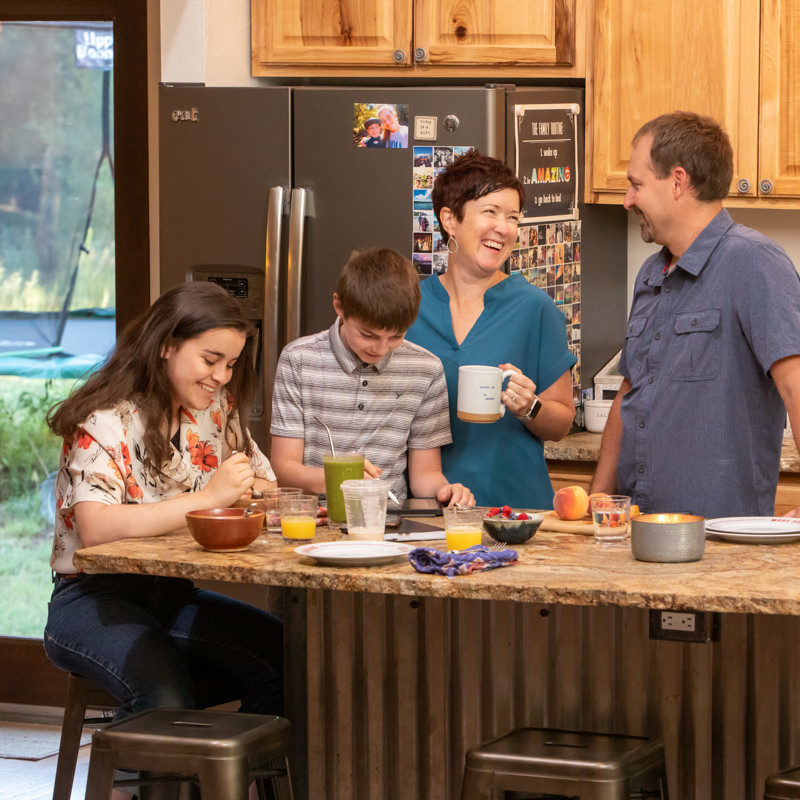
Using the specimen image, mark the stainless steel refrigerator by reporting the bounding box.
[158,84,627,450]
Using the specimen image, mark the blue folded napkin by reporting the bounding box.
[408,544,518,577]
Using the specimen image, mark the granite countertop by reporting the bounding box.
[74,525,800,616]
[545,431,800,472]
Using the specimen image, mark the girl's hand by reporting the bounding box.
[203,452,255,507]
[499,362,538,418]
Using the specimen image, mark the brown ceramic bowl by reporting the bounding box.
[185,507,265,552]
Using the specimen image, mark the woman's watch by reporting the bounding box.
[524,396,543,419]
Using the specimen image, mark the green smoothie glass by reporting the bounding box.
[324,453,365,523]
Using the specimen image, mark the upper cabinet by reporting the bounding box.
[588,0,800,206]
[251,0,585,78]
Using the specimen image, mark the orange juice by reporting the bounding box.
[281,516,316,540]
[445,528,482,551]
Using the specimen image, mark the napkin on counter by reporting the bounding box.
[408,545,518,577]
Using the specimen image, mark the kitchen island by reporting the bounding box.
[74,527,800,800]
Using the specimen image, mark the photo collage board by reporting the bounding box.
[411,145,474,276]
[510,220,582,401]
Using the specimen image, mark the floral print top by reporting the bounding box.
[50,388,275,573]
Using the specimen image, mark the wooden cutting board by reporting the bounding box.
[533,510,595,535]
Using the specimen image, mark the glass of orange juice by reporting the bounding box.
[279,493,318,542]
[442,506,484,551]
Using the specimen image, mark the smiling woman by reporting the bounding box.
[406,150,577,509]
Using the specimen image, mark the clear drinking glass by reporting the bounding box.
[592,495,631,543]
[278,493,318,542]
[263,487,303,534]
[442,506,484,551]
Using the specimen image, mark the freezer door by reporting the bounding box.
[290,86,505,336]
[158,85,291,448]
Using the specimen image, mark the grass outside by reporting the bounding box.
[0,377,77,638]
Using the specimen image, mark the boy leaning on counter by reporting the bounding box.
[269,247,474,508]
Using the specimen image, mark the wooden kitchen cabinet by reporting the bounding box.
[588,0,800,206]
[251,0,585,78]
[588,0,760,202]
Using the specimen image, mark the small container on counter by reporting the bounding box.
[630,513,706,563]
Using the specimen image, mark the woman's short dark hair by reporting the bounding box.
[336,248,420,332]
[634,111,734,202]
[48,281,258,468]
[432,150,526,242]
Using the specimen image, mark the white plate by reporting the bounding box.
[705,516,800,544]
[294,540,415,566]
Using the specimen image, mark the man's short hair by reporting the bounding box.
[634,111,734,202]
[432,150,525,242]
[336,248,420,332]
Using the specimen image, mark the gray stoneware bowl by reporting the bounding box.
[482,512,543,545]
[630,513,706,563]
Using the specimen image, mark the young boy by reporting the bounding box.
[270,248,473,506]
[359,117,384,147]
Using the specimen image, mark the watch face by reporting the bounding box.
[528,397,542,418]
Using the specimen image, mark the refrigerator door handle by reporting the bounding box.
[264,186,285,409]
[286,186,307,343]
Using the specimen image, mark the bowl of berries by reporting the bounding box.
[482,506,543,545]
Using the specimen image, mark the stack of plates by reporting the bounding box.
[705,517,800,544]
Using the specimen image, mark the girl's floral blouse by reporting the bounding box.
[50,388,275,573]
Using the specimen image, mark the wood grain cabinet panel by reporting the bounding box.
[252,0,583,76]
[589,0,760,201]
[759,0,800,198]
[251,0,413,68]
[413,0,575,67]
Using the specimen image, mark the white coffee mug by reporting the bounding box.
[457,365,515,423]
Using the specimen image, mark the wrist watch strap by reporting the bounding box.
[525,396,542,419]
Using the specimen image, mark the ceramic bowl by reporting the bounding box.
[630,513,705,562]
[482,512,543,545]
[185,507,265,552]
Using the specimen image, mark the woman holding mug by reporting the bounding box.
[44,282,283,724]
[406,150,576,508]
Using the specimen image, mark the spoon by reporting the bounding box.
[314,415,336,456]
[243,502,260,517]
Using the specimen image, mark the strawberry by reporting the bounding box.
[516,512,529,520]
[488,507,501,517]
[501,505,512,517]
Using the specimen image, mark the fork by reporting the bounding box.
[489,540,508,551]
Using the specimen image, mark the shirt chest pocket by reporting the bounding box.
[671,309,721,381]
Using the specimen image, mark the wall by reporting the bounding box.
[627,208,800,309]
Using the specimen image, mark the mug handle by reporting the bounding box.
[498,369,516,417]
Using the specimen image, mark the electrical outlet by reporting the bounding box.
[661,612,695,632]
[648,609,720,643]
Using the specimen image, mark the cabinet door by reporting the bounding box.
[414,0,575,66]
[760,0,800,197]
[590,0,760,198]
[252,0,412,68]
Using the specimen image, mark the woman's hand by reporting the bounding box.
[499,362,538,417]
[202,452,255,507]
[436,483,476,508]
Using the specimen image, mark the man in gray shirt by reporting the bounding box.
[591,111,800,518]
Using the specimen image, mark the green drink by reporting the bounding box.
[323,453,365,523]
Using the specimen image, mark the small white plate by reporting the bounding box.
[705,516,800,544]
[294,540,414,567]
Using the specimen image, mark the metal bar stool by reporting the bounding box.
[52,673,118,800]
[765,766,800,799]
[83,707,294,800]
[459,727,668,800]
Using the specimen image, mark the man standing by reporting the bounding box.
[591,111,800,518]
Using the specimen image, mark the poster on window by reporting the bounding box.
[515,104,579,223]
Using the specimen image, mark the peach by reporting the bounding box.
[553,485,590,520]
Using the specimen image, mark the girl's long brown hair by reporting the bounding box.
[47,281,258,469]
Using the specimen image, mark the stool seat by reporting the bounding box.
[765,766,800,800]
[84,708,293,800]
[460,727,668,800]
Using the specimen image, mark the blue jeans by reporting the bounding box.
[44,573,283,719]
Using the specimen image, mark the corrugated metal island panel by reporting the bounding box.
[303,590,800,800]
